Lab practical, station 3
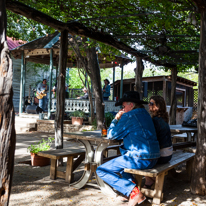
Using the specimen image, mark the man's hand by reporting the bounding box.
[115,110,125,120]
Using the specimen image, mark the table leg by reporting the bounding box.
[65,156,73,183]
[50,159,57,180]
[70,139,94,189]
[186,132,192,141]
[94,142,118,197]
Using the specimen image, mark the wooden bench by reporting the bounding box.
[124,151,195,204]
[37,149,85,183]
[173,141,196,151]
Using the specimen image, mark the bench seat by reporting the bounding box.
[124,151,195,204]
[37,149,85,183]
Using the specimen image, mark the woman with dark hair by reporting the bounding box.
[102,79,111,101]
[144,95,173,188]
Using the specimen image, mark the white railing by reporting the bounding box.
[51,99,120,113]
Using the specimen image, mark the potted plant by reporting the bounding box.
[70,110,86,125]
[27,137,54,166]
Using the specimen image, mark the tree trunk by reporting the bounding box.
[86,47,104,129]
[190,8,206,195]
[0,0,16,205]
[134,57,144,95]
[169,67,177,125]
[55,30,68,149]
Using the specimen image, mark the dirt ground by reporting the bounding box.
[9,131,206,206]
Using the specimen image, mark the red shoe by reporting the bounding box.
[128,187,146,206]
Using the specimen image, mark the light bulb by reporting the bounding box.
[186,13,192,23]
[186,18,191,23]
[192,14,197,25]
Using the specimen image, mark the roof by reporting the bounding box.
[10,32,132,68]
[7,36,26,50]
[111,75,197,87]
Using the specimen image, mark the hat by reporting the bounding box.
[82,87,87,91]
[115,91,148,106]
[104,79,110,84]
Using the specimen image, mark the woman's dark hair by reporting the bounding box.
[104,79,110,84]
[150,95,169,123]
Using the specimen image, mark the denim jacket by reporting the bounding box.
[103,84,111,97]
[152,116,172,149]
[107,108,160,159]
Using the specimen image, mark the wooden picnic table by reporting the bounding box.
[63,130,121,196]
[169,124,197,142]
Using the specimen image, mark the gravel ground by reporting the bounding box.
[9,131,206,206]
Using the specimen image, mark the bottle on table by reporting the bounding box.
[101,118,107,137]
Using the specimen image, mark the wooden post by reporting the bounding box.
[19,51,25,114]
[112,66,115,100]
[169,67,177,125]
[55,30,68,149]
[162,76,166,101]
[120,61,124,98]
[134,57,144,97]
[48,49,53,120]
[0,0,16,204]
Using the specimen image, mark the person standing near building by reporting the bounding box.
[37,79,48,112]
[102,79,111,101]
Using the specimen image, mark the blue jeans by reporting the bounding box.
[96,155,158,197]
[39,96,47,111]
[103,97,109,101]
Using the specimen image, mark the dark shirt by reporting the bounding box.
[152,116,172,149]
[79,92,88,99]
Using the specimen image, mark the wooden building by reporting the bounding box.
[111,75,197,107]
[8,37,49,113]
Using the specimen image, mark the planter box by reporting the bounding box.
[71,117,84,125]
[30,153,50,166]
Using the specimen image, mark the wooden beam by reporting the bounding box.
[5,0,176,68]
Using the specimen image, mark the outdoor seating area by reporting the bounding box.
[2,1,206,206]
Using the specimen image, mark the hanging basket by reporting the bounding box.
[30,153,50,166]
[71,117,84,125]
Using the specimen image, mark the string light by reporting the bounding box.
[17,19,19,23]
[186,13,192,23]
[32,27,35,31]
[46,33,48,37]
[192,14,197,25]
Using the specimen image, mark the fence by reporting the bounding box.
[51,99,120,113]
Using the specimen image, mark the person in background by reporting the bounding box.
[102,79,110,101]
[96,91,160,206]
[52,82,69,98]
[37,79,48,111]
[144,95,173,188]
[77,87,88,99]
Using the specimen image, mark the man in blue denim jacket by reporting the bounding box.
[96,91,160,206]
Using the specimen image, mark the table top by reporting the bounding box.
[64,130,119,144]
[170,125,197,133]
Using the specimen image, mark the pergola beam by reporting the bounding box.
[6,0,177,68]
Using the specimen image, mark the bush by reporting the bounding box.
[105,112,115,128]
[27,137,54,154]
[70,110,86,118]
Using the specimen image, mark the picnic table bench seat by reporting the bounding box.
[124,151,195,204]
[37,149,85,183]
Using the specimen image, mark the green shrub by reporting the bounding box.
[70,110,86,118]
[105,112,115,128]
[27,137,54,154]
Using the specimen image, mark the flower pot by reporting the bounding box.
[72,117,84,125]
[30,153,50,166]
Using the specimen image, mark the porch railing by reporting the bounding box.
[51,99,120,113]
